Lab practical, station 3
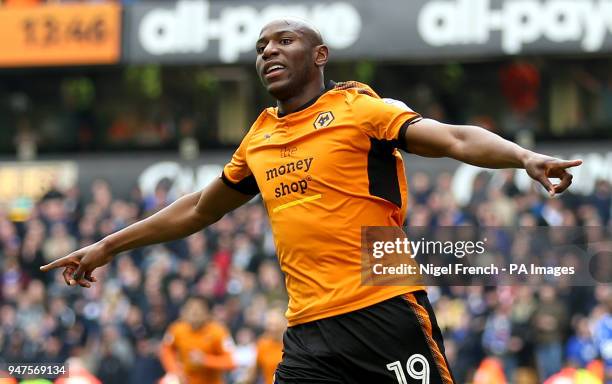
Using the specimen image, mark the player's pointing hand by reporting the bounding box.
[39,242,113,288]
[523,153,582,197]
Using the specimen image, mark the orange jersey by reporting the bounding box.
[160,321,235,384]
[223,81,424,326]
[255,337,283,384]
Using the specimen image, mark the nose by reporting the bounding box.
[262,41,279,60]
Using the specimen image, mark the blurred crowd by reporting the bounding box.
[0,170,610,383]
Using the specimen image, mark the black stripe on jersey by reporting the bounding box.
[367,138,402,208]
[221,172,260,195]
[398,115,423,152]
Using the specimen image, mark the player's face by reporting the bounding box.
[182,299,209,329]
[255,23,314,100]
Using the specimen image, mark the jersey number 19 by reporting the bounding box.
[386,354,430,384]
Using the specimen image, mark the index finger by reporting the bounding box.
[550,159,583,170]
[40,256,77,272]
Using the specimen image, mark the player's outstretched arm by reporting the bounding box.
[40,178,254,287]
[404,118,582,196]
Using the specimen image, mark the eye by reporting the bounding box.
[280,38,292,45]
[256,45,265,54]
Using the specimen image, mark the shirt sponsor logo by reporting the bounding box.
[265,157,313,181]
[264,157,315,198]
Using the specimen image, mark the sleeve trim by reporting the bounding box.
[221,171,260,196]
[398,115,423,152]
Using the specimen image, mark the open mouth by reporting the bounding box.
[264,64,286,79]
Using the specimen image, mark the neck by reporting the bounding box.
[277,78,325,115]
[189,321,207,330]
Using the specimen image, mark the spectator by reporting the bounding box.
[566,316,598,368]
[482,302,517,381]
[532,285,569,381]
[592,292,612,381]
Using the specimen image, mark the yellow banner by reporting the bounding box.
[0,161,78,202]
[0,3,121,67]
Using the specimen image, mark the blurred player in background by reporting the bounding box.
[41,18,582,383]
[159,296,235,384]
[243,308,285,384]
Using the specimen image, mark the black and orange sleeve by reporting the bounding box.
[222,128,260,195]
[351,93,422,151]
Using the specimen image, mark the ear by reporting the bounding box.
[313,45,329,67]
